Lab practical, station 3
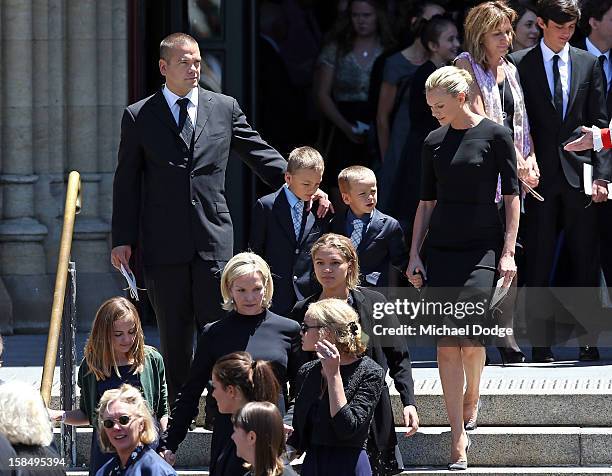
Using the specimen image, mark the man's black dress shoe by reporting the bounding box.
[579,346,600,362]
[532,347,555,363]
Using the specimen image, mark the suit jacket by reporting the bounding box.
[509,45,611,190]
[112,86,287,264]
[330,208,409,287]
[250,187,329,315]
[573,38,612,117]
[290,287,417,407]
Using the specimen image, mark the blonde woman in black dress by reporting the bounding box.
[407,66,519,470]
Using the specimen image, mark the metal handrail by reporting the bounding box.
[40,171,81,406]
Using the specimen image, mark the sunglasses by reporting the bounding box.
[300,322,325,333]
[102,415,133,428]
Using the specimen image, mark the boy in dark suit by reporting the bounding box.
[510,0,611,362]
[331,166,409,287]
[250,147,328,315]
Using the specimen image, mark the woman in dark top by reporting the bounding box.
[47,297,169,476]
[288,299,384,476]
[456,1,538,365]
[232,401,298,476]
[316,0,394,198]
[291,233,418,476]
[393,15,460,246]
[159,252,304,476]
[407,66,520,470]
[96,384,176,475]
[208,352,282,475]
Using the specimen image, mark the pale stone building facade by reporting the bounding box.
[0,0,127,332]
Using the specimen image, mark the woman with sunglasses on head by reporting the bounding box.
[159,253,304,475]
[96,384,176,475]
[291,232,417,476]
[48,297,169,475]
[289,298,384,476]
[232,401,298,476]
[208,352,284,475]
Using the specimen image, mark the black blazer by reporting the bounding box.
[573,38,612,117]
[330,208,409,287]
[287,356,384,452]
[250,187,329,315]
[112,86,287,265]
[509,45,611,190]
[291,287,417,407]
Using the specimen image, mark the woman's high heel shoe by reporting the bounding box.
[498,347,526,365]
[448,434,471,471]
[464,399,481,431]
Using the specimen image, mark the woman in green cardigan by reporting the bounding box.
[48,296,169,475]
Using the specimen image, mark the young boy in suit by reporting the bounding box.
[250,146,328,315]
[332,165,409,287]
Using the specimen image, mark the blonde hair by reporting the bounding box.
[425,66,473,98]
[305,298,366,357]
[337,166,377,194]
[221,252,274,311]
[311,234,360,290]
[84,297,145,381]
[286,146,325,174]
[97,384,158,453]
[0,382,53,446]
[463,1,517,68]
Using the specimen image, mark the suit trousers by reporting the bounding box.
[144,256,226,403]
[523,174,600,346]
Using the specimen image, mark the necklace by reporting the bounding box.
[500,79,507,121]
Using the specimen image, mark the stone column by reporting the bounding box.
[0,0,49,332]
[66,0,119,329]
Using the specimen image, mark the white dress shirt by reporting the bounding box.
[540,39,571,119]
[162,85,198,127]
[585,37,611,89]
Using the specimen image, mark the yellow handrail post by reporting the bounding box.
[40,171,81,406]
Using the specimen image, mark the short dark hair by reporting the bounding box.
[159,32,198,61]
[579,0,612,36]
[536,0,580,25]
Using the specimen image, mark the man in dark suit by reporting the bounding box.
[110,33,327,401]
[510,0,611,362]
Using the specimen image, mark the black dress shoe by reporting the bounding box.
[498,347,526,365]
[579,346,600,361]
[532,347,555,363]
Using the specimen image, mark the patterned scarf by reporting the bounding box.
[106,444,146,475]
[456,52,532,201]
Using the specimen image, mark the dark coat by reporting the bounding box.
[250,187,330,315]
[330,208,409,287]
[112,86,287,264]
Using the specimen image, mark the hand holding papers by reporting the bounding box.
[120,263,139,301]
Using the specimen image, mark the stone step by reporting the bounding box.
[66,468,612,475]
[50,391,612,427]
[54,426,612,468]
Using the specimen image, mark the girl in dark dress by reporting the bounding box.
[393,15,460,245]
[209,352,283,475]
[407,66,520,470]
[288,299,384,476]
[159,252,304,476]
[291,233,418,476]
